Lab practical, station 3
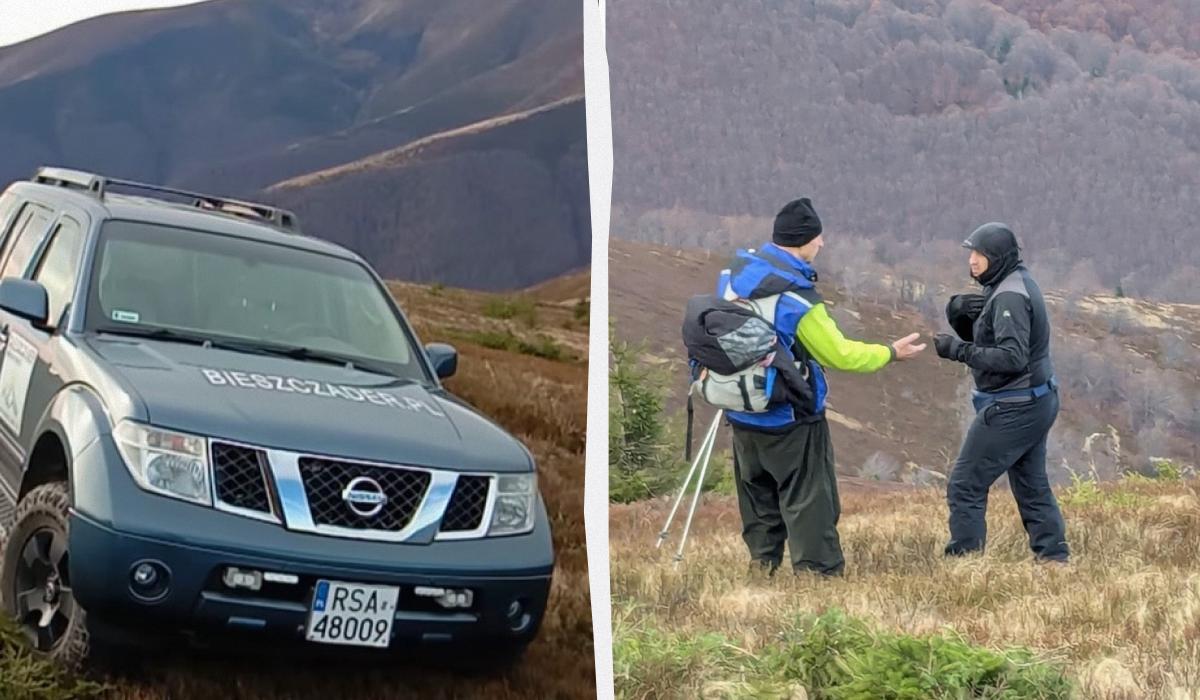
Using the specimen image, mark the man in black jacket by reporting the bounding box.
[933,223,1069,562]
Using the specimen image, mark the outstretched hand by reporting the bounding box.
[891,332,926,360]
[933,333,961,360]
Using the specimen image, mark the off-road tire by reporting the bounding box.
[0,481,91,671]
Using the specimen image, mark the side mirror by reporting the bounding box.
[0,279,49,328]
[425,343,458,380]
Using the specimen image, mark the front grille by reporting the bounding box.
[440,475,491,532]
[212,442,272,514]
[298,458,431,531]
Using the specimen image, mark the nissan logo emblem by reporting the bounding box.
[341,476,388,517]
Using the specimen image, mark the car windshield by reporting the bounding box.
[84,220,428,382]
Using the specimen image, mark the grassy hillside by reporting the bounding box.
[611,475,1200,698]
[609,237,1199,695]
[0,273,593,699]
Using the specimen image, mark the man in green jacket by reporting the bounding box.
[717,197,925,576]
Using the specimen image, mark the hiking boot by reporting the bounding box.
[749,559,780,577]
[793,564,843,579]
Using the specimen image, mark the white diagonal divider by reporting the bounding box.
[583,0,615,697]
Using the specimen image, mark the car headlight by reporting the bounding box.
[487,472,536,536]
[114,421,211,506]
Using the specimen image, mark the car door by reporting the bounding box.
[0,202,61,491]
[10,214,88,454]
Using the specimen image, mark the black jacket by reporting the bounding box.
[952,265,1055,393]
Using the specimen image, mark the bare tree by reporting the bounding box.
[1124,369,1174,433]
[860,451,901,481]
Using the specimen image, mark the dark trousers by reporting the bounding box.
[945,390,1069,561]
[731,418,844,576]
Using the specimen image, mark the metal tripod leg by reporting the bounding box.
[673,409,722,564]
[656,410,721,549]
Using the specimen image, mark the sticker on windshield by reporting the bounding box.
[112,309,141,323]
[198,366,445,417]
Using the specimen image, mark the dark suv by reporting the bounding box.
[0,168,553,669]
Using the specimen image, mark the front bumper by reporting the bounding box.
[67,435,554,650]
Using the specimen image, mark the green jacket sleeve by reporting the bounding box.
[795,303,893,373]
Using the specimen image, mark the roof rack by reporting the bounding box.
[33,167,105,194]
[31,166,300,232]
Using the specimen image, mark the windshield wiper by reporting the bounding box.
[95,325,409,382]
[226,341,407,381]
[95,325,214,346]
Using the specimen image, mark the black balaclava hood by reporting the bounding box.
[962,222,1021,287]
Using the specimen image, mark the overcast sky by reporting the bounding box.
[0,1,210,47]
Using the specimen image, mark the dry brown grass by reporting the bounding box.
[66,279,595,699]
[610,477,1200,699]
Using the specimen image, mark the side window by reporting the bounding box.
[0,206,34,265]
[0,205,53,280]
[33,217,86,327]
[0,192,19,249]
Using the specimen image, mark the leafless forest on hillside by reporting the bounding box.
[609,0,1200,302]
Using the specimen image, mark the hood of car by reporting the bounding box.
[86,336,533,473]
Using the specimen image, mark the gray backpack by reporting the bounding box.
[681,293,813,414]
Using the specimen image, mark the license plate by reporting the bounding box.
[305,580,399,649]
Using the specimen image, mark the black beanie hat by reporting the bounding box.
[773,198,823,247]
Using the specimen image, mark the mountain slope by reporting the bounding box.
[0,2,360,186]
[265,95,589,290]
[0,0,586,290]
[608,0,1200,302]
[176,30,584,194]
[0,0,581,189]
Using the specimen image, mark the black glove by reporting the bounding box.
[946,294,985,342]
[934,333,962,361]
